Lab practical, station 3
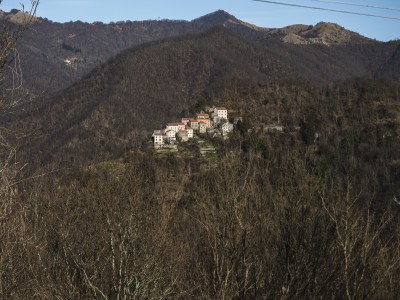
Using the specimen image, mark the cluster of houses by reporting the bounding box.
[152,106,234,148]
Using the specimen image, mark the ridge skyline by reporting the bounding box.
[1,0,399,41]
[0,8,386,43]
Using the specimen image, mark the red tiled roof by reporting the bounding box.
[185,126,193,130]
[215,107,227,110]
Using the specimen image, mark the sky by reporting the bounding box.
[1,0,400,41]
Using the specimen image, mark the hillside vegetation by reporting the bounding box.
[2,27,399,171]
[7,76,400,297]
[1,8,400,299]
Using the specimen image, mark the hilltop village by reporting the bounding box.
[152,106,238,148]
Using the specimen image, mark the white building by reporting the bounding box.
[214,107,228,120]
[198,118,211,128]
[196,113,210,120]
[186,126,194,138]
[189,119,199,131]
[198,121,207,134]
[152,130,164,147]
[165,129,176,144]
[177,123,186,131]
[166,123,179,133]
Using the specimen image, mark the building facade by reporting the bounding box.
[214,107,228,120]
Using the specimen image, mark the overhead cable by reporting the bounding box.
[252,0,400,20]
[310,0,400,12]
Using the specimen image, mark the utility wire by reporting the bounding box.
[310,0,400,12]
[252,0,400,20]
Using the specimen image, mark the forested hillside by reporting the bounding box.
[378,44,400,80]
[5,76,400,298]
[2,27,399,171]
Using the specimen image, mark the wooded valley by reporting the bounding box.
[1,3,400,299]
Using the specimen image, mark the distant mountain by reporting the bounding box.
[0,8,38,24]
[192,10,240,27]
[4,26,399,170]
[268,22,375,45]
[2,9,258,94]
[0,9,388,94]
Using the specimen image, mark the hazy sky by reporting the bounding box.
[2,0,400,41]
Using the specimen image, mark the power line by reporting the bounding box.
[252,0,400,20]
[310,0,400,12]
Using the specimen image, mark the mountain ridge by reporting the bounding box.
[0,9,384,95]
[270,22,376,45]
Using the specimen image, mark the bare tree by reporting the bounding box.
[0,0,39,187]
[321,178,398,299]
[0,1,40,298]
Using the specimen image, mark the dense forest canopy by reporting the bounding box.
[3,74,400,298]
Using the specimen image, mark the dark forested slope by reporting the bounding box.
[8,27,288,167]
[378,44,400,80]
[3,26,399,169]
[6,76,400,300]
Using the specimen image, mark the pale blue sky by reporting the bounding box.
[2,0,399,41]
